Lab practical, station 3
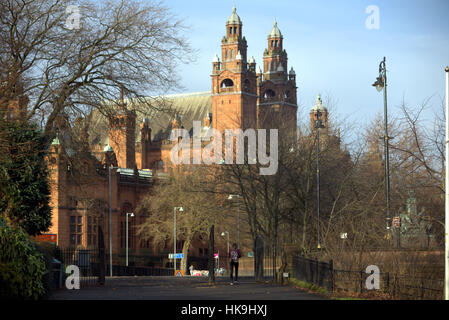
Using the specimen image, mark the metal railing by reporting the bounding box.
[291,255,444,299]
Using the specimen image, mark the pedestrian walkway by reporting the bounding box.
[50,276,326,300]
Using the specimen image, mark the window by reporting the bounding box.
[243,79,251,91]
[87,216,98,246]
[229,27,232,35]
[157,160,164,171]
[220,79,234,88]
[264,89,276,100]
[231,49,234,59]
[70,215,83,246]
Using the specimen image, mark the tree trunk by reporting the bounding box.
[180,237,192,273]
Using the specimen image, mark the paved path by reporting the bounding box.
[50,276,326,300]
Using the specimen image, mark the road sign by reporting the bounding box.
[175,270,184,277]
[169,253,184,259]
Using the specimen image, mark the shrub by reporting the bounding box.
[0,218,47,299]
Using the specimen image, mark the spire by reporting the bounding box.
[269,19,282,38]
[312,94,327,112]
[227,5,242,25]
[236,50,242,60]
[51,132,60,145]
[103,137,114,152]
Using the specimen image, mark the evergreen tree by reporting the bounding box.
[0,120,51,235]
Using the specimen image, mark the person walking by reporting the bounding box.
[229,243,241,285]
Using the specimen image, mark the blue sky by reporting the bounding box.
[164,0,449,130]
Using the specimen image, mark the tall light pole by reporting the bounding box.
[445,66,449,300]
[228,195,240,247]
[372,57,393,245]
[173,207,183,273]
[315,109,325,249]
[125,212,134,267]
[221,231,230,256]
[108,165,119,277]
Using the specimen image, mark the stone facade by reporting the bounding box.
[42,7,301,264]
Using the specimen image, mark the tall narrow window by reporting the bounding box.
[87,216,98,246]
[70,215,83,246]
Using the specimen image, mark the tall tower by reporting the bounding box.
[263,20,287,83]
[108,90,136,169]
[211,6,257,132]
[258,20,297,132]
[309,94,328,134]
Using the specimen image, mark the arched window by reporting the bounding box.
[231,49,234,59]
[220,78,234,88]
[243,79,251,91]
[157,160,164,171]
[263,89,276,100]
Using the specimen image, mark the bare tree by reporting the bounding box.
[137,166,226,273]
[0,0,194,136]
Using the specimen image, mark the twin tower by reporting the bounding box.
[211,6,298,135]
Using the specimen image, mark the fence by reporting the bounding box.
[106,265,174,277]
[291,255,333,291]
[291,255,444,299]
[59,248,101,288]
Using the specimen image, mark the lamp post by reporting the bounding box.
[173,207,184,273]
[108,165,119,277]
[372,57,393,245]
[125,212,134,267]
[228,195,240,247]
[315,109,325,249]
[444,66,449,300]
[221,231,230,257]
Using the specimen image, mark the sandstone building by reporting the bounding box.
[42,7,334,267]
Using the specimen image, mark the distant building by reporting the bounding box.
[40,7,303,264]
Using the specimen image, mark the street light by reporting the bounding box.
[444,66,449,300]
[372,57,393,245]
[315,109,325,249]
[125,212,134,267]
[227,195,240,247]
[108,165,120,277]
[221,231,230,257]
[173,207,184,273]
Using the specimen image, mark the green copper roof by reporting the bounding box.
[269,19,282,38]
[51,133,60,145]
[311,94,327,112]
[226,6,242,25]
